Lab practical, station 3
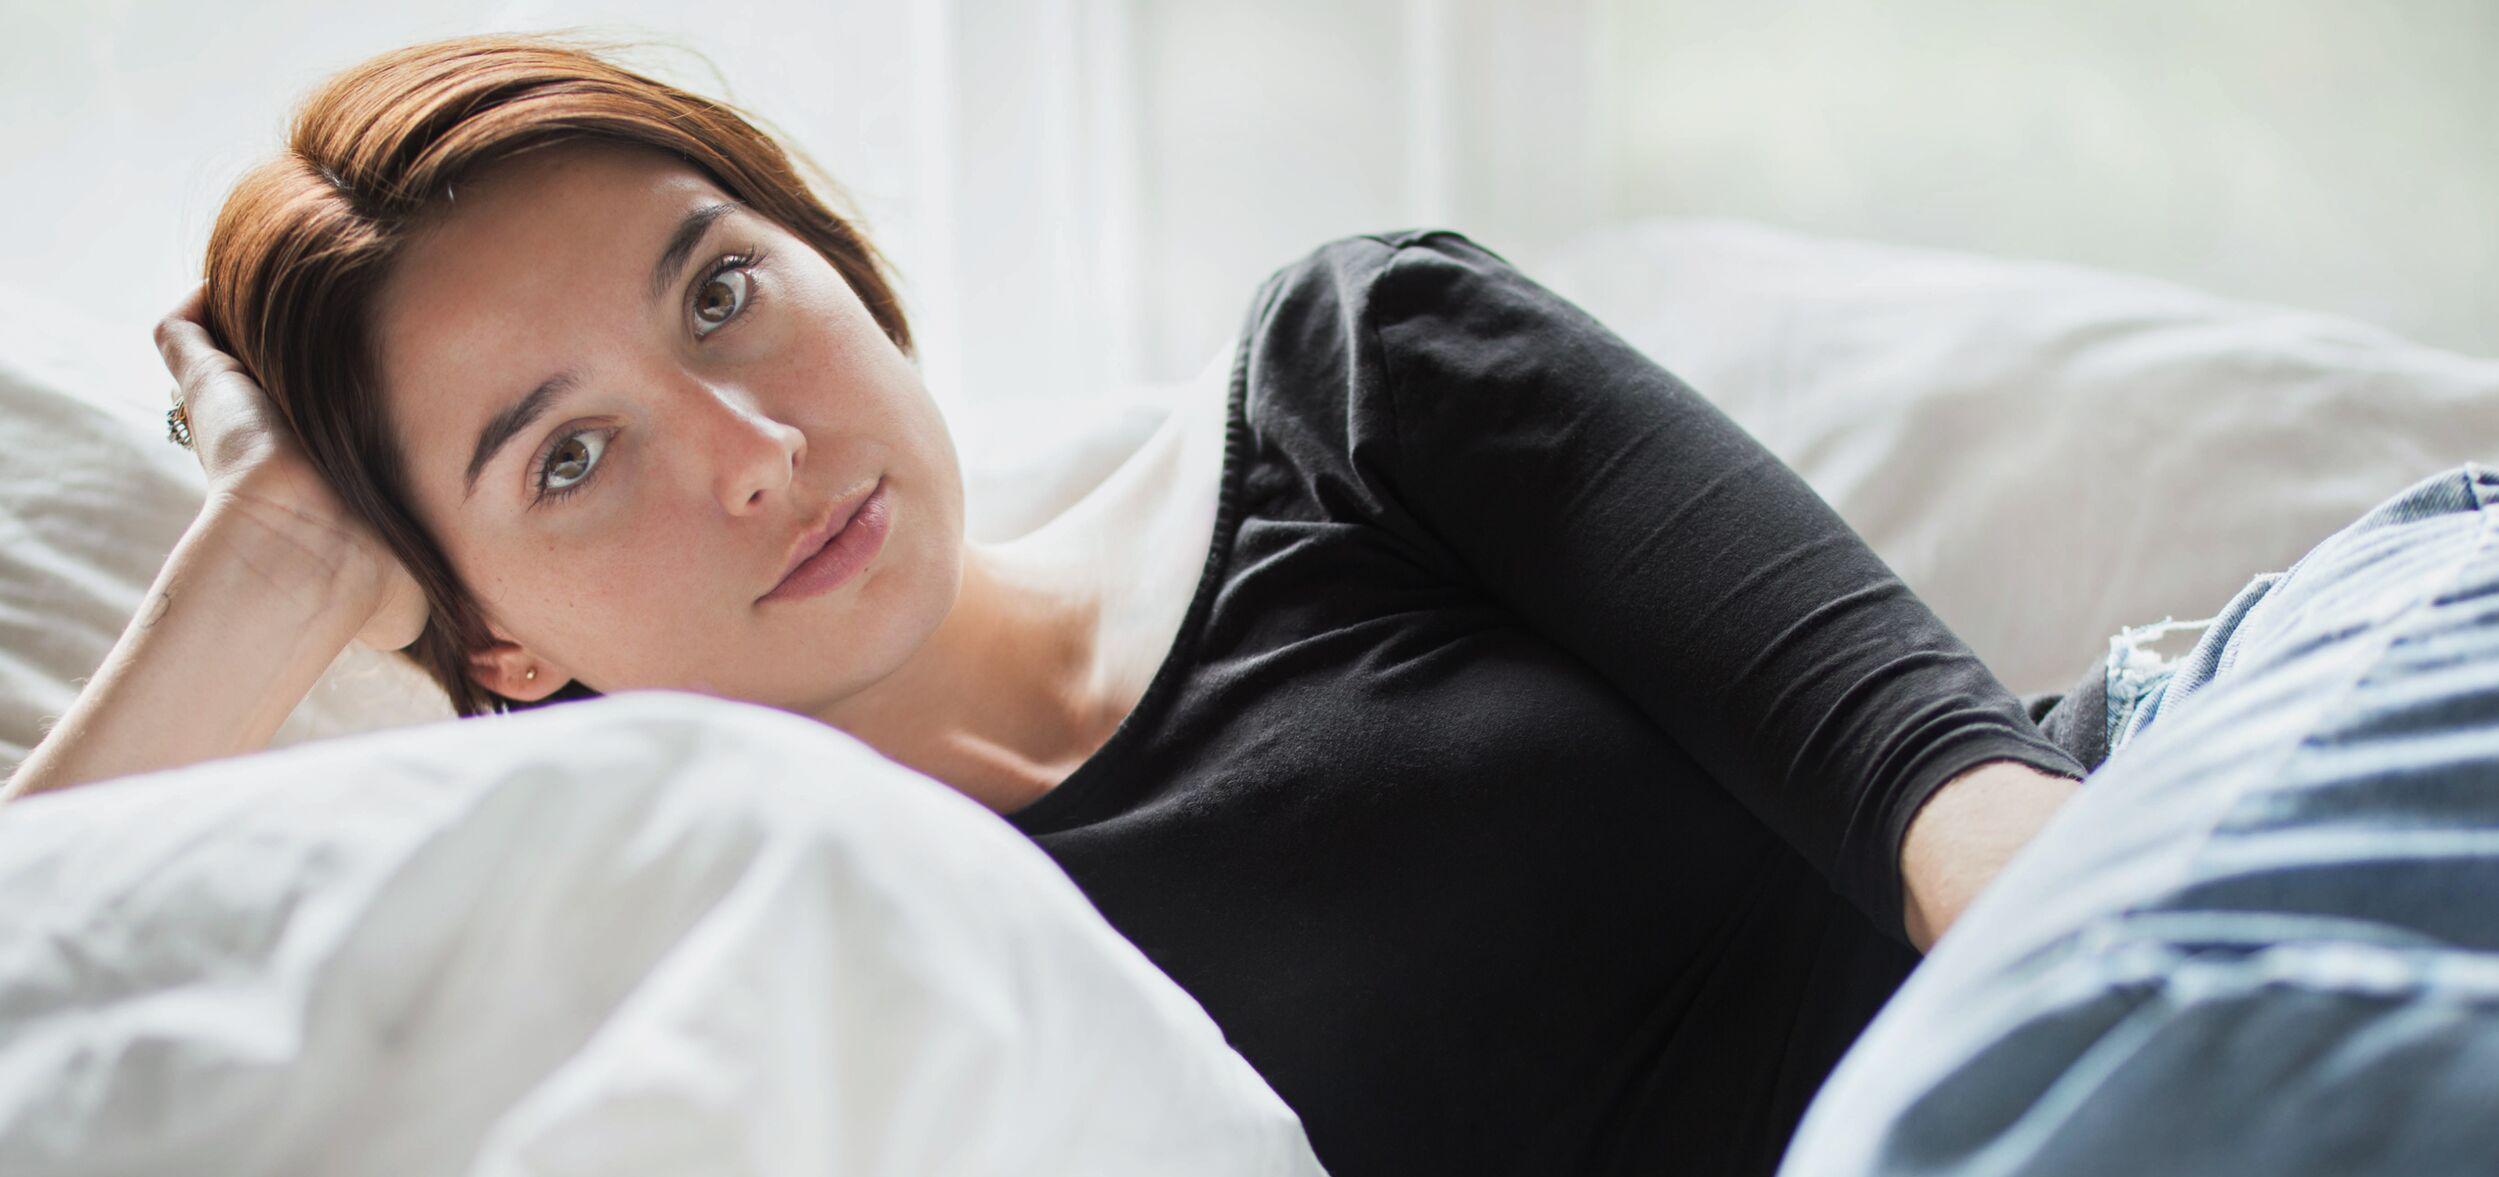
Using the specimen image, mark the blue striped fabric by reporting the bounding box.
[1784,463,2499,1177]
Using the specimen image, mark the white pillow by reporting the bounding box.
[0,689,1326,1176]
[0,287,455,772]
[1533,219,2499,693]
[0,285,1192,776]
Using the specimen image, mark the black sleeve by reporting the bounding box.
[1333,229,2085,938]
[2027,658,2114,776]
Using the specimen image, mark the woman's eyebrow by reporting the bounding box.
[650,201,740,303]
[464,370,577,501]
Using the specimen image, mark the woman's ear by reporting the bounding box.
[466,625,572,701]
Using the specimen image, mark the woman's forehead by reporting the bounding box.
[372,144,734,496]
[390,143,727,321]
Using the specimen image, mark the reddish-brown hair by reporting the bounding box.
[202,33,913,718]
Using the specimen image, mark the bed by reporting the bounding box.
[4,218,2496,1173]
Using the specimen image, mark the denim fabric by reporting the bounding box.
[1781,463,2499,1177]
[2099,615,2213,757]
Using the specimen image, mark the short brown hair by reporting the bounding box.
[203,33,913,718]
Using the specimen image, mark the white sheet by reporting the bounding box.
[0,690,1326,1176]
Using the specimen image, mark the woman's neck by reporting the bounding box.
[808,413,1204,812]
[803,358,1228,815]
[805,532,1127,815]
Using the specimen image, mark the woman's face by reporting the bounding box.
[370,141,965,708]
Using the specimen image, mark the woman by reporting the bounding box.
[4,35,2083,1176]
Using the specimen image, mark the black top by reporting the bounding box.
[1005,230,2086,1177]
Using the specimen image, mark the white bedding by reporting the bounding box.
[0,691,1326,1176]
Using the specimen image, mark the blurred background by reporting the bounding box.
[4,0,2494,428]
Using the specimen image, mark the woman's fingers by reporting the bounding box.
[166,280,207,326]
[154,287,237,391]
[153,283,283,484]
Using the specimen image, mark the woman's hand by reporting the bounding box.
[155,284,430,653]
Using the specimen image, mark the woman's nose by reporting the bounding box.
[692,381,806,515]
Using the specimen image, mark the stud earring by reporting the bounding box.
[524,668,537,682]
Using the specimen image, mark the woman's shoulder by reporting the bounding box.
[1246,228,1541,349]
[1237,223,1647,475]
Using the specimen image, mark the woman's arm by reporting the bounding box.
[1900,760,2082,951]
[1,488,381,803]
[1248,229,2088,943]
[2,288,427,805]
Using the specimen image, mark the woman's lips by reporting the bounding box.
[759,478,891,604]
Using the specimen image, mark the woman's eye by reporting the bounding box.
[692,267,751,337]
[536,429,607,502]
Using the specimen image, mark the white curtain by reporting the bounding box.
[0,0,1603,426]
[15,0,2479,416]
